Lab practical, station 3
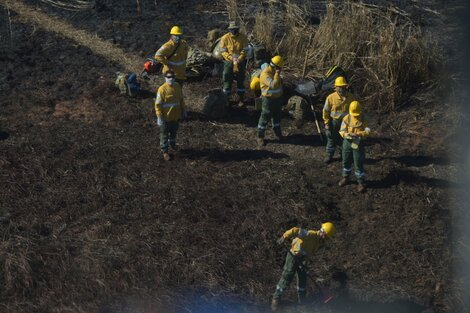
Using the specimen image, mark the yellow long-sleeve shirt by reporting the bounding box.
[155,82,185,122]
[339,114,371,138]
[282,227,323,257]
[260,65,283,99]
[322,91,356,125]
[219,32,249,62]
[154,39,188,80]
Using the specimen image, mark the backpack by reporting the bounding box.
[115,72,140,97]
[320,65,349,93]
[202,89,229,119]
[143,58,160,75]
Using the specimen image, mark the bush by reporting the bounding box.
[251,1,442,111]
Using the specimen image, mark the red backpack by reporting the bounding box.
[143,58,160,75]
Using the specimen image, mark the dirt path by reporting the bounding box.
[1,0,141,72]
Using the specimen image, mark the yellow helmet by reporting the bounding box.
[250,76,260,91]
[334,76,348,87]
[349,100,361,116]
[321,222,336,238]
[170,26,183,35]
[271,55,284,68]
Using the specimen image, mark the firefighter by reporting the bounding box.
[155,70,187,161]
[219,21,249,103]
[338,100,371,193]
[322,76,356,164]
[154,26,189,86]
[250,62,268,110]
[257,56,284,146]
[271,222,336,312]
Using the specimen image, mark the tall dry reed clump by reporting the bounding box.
[252,2,442,111]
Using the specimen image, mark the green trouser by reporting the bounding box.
[160,121,179,152]
[273,252,307,300]
[222,60,246,95]
[342,138,365,183]
[257,96,283,138]
[325,118,343,157]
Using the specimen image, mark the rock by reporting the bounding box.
[287,95,309,121]
[202,89,229,119]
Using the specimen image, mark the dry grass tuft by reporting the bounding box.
[1,238,33,296]
[252,2,443,111]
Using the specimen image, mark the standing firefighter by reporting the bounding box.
[323,76,356,164]
[219,21,249,103]
[155,26,189,86]
[271,222,336,312]
[257,56,284,146]
[338,100,370,192]
[155,70,187,161]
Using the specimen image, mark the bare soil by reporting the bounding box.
[0,1,466,313]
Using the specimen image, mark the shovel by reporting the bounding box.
[293,81,324,143]
[300,265,334,304]
[307,96,324,143]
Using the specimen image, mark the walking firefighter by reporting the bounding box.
[338,100,371,193]
[271,222,336,312]
[219,21,249,104]
[154,26,189,86]
[323,76,356,164]
[155,70,187,161]
[257,55,284,146]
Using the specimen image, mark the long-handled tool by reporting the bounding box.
[307,96,324,143]
[299,264,334,304]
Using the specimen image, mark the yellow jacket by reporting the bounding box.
[155,82,185,122]
[260,65,283,99]
[219,32,249,62]
[322,91,356,125]
[154,39,189,80]
[339,114,371,138]
[282,227,322,257]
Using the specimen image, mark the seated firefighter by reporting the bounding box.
[219,21,249,104]
[155,70,187,161]
[154,26,189,86]
[338,100,371,193]
[271,222,336,312]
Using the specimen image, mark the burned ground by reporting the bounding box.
[0,1,467,313]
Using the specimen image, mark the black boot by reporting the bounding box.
[324,154,333,164]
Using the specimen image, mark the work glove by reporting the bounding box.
[233,58,239,73]
[182,110,188,119]
[277,237,285,245]
[157,116,164,127]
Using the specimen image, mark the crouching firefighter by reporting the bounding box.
[155,70,187,161]
[338,100,371,192]
[271,222,336,312]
